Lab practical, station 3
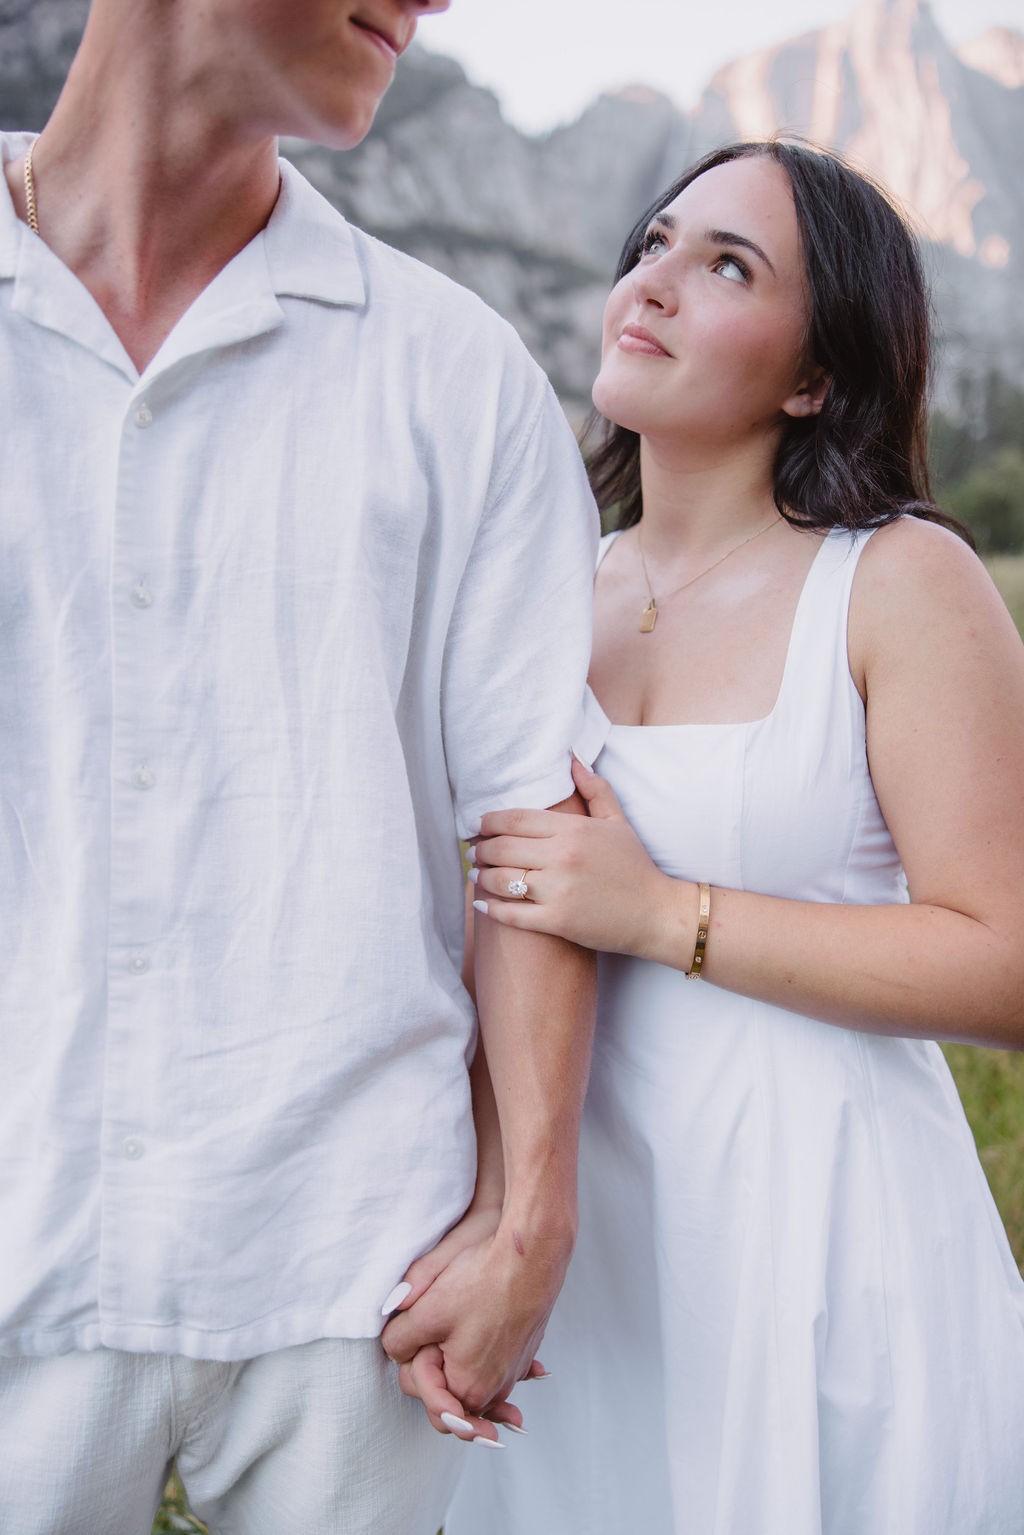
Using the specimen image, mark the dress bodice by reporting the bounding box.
[575,527,907,907]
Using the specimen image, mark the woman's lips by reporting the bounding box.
[618,323,672,357]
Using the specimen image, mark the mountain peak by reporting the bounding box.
[957,27,1024,89]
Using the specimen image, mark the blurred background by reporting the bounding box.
[2,3,1023,1525]
[4,0,1023,551]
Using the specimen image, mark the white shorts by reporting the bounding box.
[0,1338,461,1535]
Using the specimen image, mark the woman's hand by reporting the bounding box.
[395,1343,544,1446]
[382,1201,547,1444]
[470,756,690,960]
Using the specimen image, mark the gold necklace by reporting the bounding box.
[636,516,780,632]
[23,142,39,234]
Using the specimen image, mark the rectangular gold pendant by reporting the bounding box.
[640,600,658,633]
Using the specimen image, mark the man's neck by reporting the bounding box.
[5,8,283,373]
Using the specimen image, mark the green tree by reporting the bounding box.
[946,448,1024,554]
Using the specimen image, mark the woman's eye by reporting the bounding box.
[641,230,668,256]
[714,255,749,284]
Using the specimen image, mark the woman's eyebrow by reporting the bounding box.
[705,227,776,275]
[646,214,777,277]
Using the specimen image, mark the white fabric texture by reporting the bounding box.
[0,132,598,1359]
[448,527,1024,1534]
[0,1338,461,1535]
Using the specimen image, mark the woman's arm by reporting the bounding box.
[470,520,1024,1049]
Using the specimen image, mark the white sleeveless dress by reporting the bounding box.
[447,527,1024,1534]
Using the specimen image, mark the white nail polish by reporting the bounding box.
[465,844,477,865]
[441,1411,475,1436]
[472,900,488,916]
[502,1423,528,1436]
[472,1435,506,1450]
[380,1281,412,1316]
[468,867,479,885]
[533,1371,552,1379]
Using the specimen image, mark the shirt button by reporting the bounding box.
[133,403,153,429]
[121,1137,144,1161]
[130,582,153,609]
[128,953,149,975]
[131,765,155,791]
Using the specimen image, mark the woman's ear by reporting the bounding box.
[781,366,830,419]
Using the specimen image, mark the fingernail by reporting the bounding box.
[441,1412,475,1436]
[472,900,488,916]
[380,1281,412,1316]
[465,844,477,865]
[533,1371,552,1379]
[502,1423,528,1436]
[467,867,479,885]
[472,1434,506,1450]
[466,816,482,838]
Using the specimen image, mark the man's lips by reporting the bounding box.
[618,323,672,357]
[352,17,403,61]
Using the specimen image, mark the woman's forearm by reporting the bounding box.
[647,874,1024,1048]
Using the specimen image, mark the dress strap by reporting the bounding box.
[595,528,622,573]
[769,525,878,728]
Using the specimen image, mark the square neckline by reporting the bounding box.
[588,526,837,732]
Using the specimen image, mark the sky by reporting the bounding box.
[417,0,1024,134]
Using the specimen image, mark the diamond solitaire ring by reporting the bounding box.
[507,870,530,898]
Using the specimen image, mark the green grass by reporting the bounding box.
[153,1472,207,1533]
[153,553,1024,1533]
[943,1043,1024,1272]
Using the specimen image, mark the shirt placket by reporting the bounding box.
[98,380,170,1327]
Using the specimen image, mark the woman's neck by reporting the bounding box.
[636,433,782,564]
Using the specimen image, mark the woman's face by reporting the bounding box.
[592,156,824,458]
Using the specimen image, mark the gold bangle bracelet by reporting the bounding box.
[686,882,711,979]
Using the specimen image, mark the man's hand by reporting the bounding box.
[381,1217,569,1431]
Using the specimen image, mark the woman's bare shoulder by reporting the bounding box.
[850,516,1021,690]
[857,514,984,593]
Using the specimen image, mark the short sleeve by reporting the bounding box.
[571,687,612,771]
[442,378,599,840]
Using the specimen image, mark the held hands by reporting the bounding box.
[381,1203,567,1445]
[379,760,636,1441]
[471,756,677,959]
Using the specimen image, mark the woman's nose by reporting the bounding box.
[629,260,678,316]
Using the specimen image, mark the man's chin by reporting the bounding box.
[292,91,388,153]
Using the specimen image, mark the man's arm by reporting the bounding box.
[382,794,596,1428]
[472,802,596,1258]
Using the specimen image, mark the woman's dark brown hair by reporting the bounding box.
[585,139,969,543]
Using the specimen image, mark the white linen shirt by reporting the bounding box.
[0,135,598,1361]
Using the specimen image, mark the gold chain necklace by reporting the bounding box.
[23,142,39,234]
[636,516,780,632]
